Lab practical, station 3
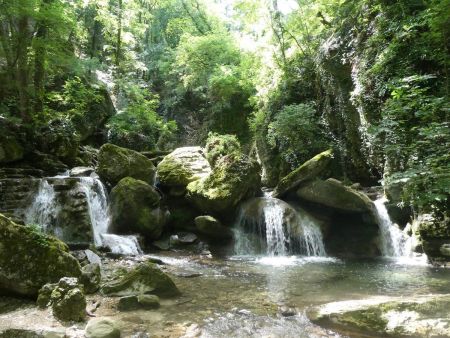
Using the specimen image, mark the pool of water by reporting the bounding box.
[102,253,450,337]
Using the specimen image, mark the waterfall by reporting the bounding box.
[374,196,413,257]
[235,197,326,257]
[25,173,142,255]
[24,180,59,232]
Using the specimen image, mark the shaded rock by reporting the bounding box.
[85,318,120,338]
[194,216,233,240]
[110,177,167,239]
[0,135,24,164]
[0,214,81,297]
[187,155,260,215]
[296,178,373,213]
[416,214,450,262]
[309,295,450,337]
[97,144,156,185]
[101,262,180,298]
[118,294,160,311]
[80,263,101,294]
[273,149,333,198]
[50,277,86,322]
[117,295,140,311]
[157,147,211,189]
[36,282,57,308]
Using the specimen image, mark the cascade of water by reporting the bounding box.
[235,197,326,257]
[374,196,413,257]
[24,179,59,231]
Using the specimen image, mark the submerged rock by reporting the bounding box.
[0,214,81,297]
[101,262,180,298]
[273,149,333,198]
[97,143,156,186]
[309,295,450,337]
[187,155,260,215]
[110,177,167,239]
[194,216,233,240]
[157,147,211,188]
[85,318,120,338]
[296,178,373,213]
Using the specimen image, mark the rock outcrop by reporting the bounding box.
[97,143,156,186]
[0,214,81,297]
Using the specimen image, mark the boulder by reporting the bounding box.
[187,155,261,215]
[417,213,450,262]
[194,216,233,240]
[204,133,241,167]
[117,294,160,311]
[85,318,120,338]
[309,295,450,337]
[50,277,86,322]
[272,149,333,198]
[0,214,82,297]
[156,147,211,188]
[97,144,156,186]
[110,177,167,239]
[296,178,373,213]
[101,262,180,298]
[80,263,101,294]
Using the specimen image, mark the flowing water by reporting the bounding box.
[235,197,326,257]
[24,173,142,255]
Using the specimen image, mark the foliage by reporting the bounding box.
[267,103,330,169]
[204,132,242,166]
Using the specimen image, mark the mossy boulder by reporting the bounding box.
[157,146,211,188]
[101,261,180,298]
[204,133,241,167]
[118,294,160,311]
[0,214,82,297]
[273,149,333,198]
[296,178,373,213]
[194,216,233,240]
[187,155,261,215]
[85,318,121,338]
[309,295,450,337]
[97,143,156,186]
[416,214,450,262]
[50,277,86,322]
[110,177,167,239]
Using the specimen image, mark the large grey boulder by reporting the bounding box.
[296,178,373,213]
[97,143,156,185]
[272,149,333,198]
[157,147,211,188]
[0,214,81,297]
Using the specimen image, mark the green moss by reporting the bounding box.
[273,149,333,198]
[204,132,241,167]
[157,155,195,186]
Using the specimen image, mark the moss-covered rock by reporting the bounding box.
[101,262,180,298]
[80,263,101,294]
[194,215,233,240]
[97,143,156,186]
[204,133,241,167]
[50,277,86,322]
[157,147,211,188]
[187,155,261,215]
[0,214,82,297]
[416,214,450,262]
[85,318,121,338]
[272,149,333,198]
[296,178,373,213]
[309,295,450,337]
[0,136,24,164]
[110,177,167,239]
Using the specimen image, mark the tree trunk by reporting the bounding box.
[17,16,30,121]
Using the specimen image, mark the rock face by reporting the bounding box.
[187,155,261,215]
[50,277,86,322]
[97,143,156,186]
[417,214,450,263]
[272,149,333,198]
[296,178,373,213]
[110,177,168,239]
[85,318,120,338]
[157,147,211,189]
[309,295,450,337]
[101,262,180,298]
[194,216,233,240]
[0,214,82,297]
